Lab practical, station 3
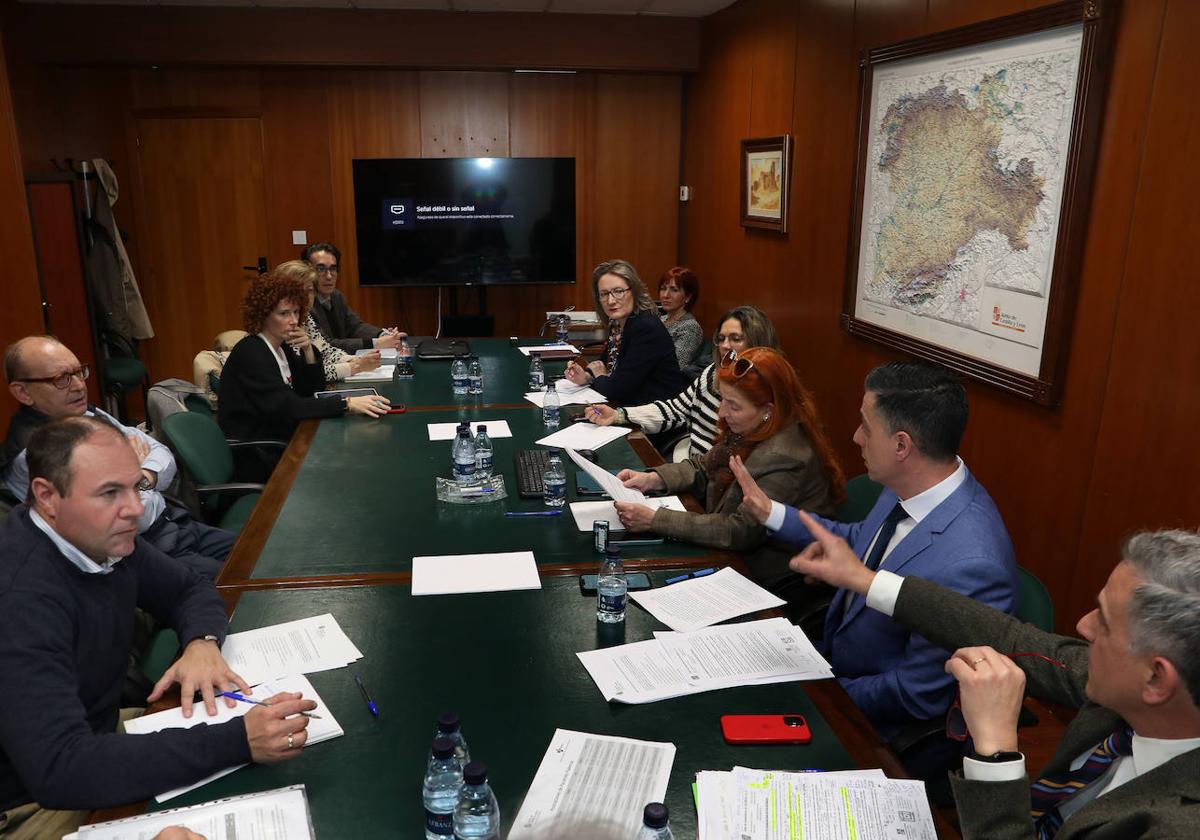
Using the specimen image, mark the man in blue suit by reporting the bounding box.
[732,361,1017,770]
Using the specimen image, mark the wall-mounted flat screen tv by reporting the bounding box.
[352,157,576,287]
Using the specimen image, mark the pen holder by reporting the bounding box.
[436,475,508,505]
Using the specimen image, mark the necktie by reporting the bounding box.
[1030,726,1134,839]
[863,501,908,571]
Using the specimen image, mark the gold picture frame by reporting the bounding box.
[740,135,791,233]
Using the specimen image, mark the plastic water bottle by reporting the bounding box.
[528,352,544,390]
[452,426,476,485]
[397,336,415,379]
[542,384,560,429]
[434,712,471,768]
[468,355,483,395]
[555,313,570,343]
[452,762,499,840]
[451,357,469,396]
[636,803,674,840]
[596,545,627,623]
[423,736,463,840]
[542,453,566,507]
[473,426,493,481]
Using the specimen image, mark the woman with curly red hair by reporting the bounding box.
[218,268,390,463]
[613,346,845,589]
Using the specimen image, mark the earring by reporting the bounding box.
[762,412,771,423]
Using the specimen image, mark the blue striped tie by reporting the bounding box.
[1031,726,1134,839]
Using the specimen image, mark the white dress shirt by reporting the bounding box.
[29,508,122,574]
[258,332,293,385]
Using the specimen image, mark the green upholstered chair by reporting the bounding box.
[100,331,150,424]
[1016,565,1055,632]
[833,473,884,523]
[161,412,274,534]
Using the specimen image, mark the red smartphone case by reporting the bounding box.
[720,714,812,744]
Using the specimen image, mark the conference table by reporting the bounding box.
[97,338,959,837]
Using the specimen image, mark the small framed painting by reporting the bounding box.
[740,135,791,233]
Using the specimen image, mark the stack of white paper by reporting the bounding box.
[567,497,687,532]
[124,674,344,802]
[509,729,675,840]
[577,617,831,704]
[427,420,513,440]
[345,365,395,382]
[696,766,935,840]
[412,551,542,596]
[517,343,579,356]
[356,347,397,361]
[628,567,785,631]
[535,423,630,449]
[69,784,315,840]
[220,613,363,685]
[524,378,607,407]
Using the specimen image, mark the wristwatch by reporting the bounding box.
[193,634,220,646]
[969,748,1023,763]
[136,475,153,492]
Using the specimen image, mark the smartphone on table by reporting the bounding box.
[720,714,812,745]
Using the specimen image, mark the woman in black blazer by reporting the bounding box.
[218,267,390,453]
[563,259,688,405]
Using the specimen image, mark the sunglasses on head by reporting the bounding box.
[719,349,755,378]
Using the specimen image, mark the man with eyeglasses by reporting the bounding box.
[302,242,405,353]
[730,361,1018,779]
[1,336,232,579]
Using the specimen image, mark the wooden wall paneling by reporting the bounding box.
[590,74,682,302]
[926,0,1050,33]
[132,117,270,380]
[129,67,262,114]
[1069,0,1199,622]
[260,69,336,268]
[326,71,428,334]
[0,30,47,430]
[418,71,510,159]
[6,7,701,74]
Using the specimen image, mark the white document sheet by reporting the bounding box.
[344,365,395,382]
[564,448,669,506]
[628,567,785,632]
[524,379,608,407]
[123,675,343,802]
[517,343,578,356]
[356,347,397,361]
[412,550,542,596]
[426,420,514,441]
[731,766,936,840]
[567,498,686,532]
[535,423,631,450]
[577,617,831,704]
[220,613,363,685]
[508,729,675,840]
[69,784,315,840]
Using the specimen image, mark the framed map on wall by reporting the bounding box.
[842,0,1117,406]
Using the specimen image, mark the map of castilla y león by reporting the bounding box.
[854,27,1083,377]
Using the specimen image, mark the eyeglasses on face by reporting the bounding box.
[597,287,631,302]
[19,364,90,390]
[313,264,340,275]
[719,349,755,378]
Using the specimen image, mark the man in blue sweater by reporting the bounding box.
[0,417,315,839]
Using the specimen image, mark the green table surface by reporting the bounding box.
[333,338,580,408]
[248,406,707,579]
[150,576,855,837]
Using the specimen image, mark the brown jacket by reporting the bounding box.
[648,423,837,586]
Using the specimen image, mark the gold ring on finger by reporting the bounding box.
[971,658,985,666]
[287,733,295,749]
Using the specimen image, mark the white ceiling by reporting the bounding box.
[20,0,737,15]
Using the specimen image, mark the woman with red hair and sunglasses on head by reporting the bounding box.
[614,346,846,590]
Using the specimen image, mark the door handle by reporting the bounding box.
[242,257,268,274]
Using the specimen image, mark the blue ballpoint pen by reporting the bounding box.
[217,691,322,718]
[355,673,379,718]
[664,567,718,585]
[504,510,563,517]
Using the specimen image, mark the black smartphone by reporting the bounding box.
[579,573,652,594]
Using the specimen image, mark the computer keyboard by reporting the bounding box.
[515,449,553,498]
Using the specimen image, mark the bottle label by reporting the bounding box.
[453,377,470,389]
[545,480,565,498]
[599,592,627,613]
[454,460,476,479]
[476,453,492,471]
[425,808,454,836]
[530,374,544,389]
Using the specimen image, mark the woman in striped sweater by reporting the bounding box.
[585,305,779,459]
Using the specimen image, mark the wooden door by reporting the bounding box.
[133,117,268,380]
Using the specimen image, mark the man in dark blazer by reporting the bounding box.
[733,362,1017,756]
[788,515,1200,840]
[302,242,404,353]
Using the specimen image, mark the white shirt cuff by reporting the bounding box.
[865,570,905,617]
[765,500,787,532]
[962,754,1026,782]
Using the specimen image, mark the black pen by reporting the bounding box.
[355,673,378,718]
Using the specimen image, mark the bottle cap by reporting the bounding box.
[463,761,488,785]
[643,802,668,828]
[431,736,455,759]
[437,712,461,733]
[605,545,621,560]
[476,425,486,433]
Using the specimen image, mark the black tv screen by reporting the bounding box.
[352,157,576,287]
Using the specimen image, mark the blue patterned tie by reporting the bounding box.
[1031,726,1134,839]
[863,501,908,571]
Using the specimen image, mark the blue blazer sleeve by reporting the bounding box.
[773,505,863,548]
